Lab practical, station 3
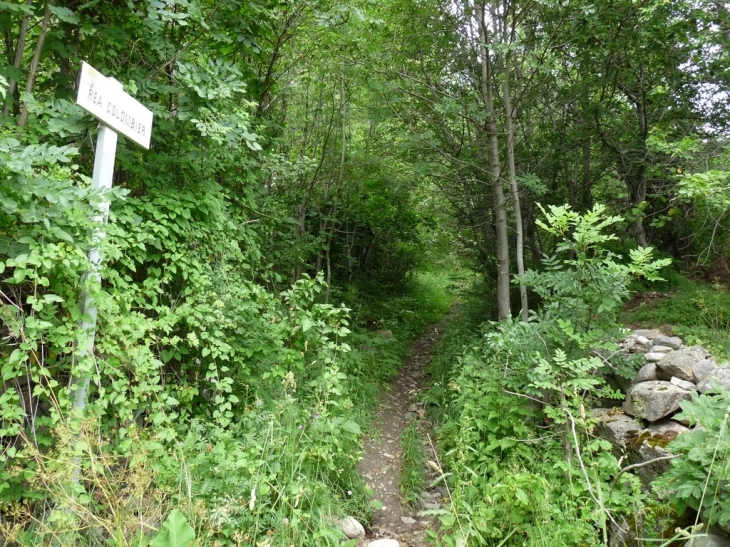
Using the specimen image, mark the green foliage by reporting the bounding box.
[517,204,670,420]
[399,422,426,508]
[524,203,671,325]
[623,275,730,359]
[425,315,635,546]
[424,205,669,545]
[656,386,730,528]
[149,510,196,547]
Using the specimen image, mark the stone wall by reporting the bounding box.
[593,328,730,547]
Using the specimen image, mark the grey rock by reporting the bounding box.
[657,346,711,383]
[594,410,687,486]
[609,516,638,547]
[624,335,651,353]
[400,516,417,525]
[631,420,688,484]
[634,329,662,340]
[645,352,666,362]
[635,362,658,383]
[693,359,718,383]
[654,336,684,350]
[623,381,694,422]
[368,540,400,547]
[651,345,674,354]
[337,516,365,539]
[697,365,730,393]
[593,409,642,459]
[683,532,730,547]
[670,376,697,391]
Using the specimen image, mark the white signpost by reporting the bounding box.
[70,62,153,415]
[77,61,153,149]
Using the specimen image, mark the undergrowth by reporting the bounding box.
[623,274,730,359]
[424,205,675,546]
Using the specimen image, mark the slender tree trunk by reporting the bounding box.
[502,51,528,321]
[582,135,592,209]
[3,0,33,117]
[478,2,510,320]
[325,68,346,303]
[18,0,53,128]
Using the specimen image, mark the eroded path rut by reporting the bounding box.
[356,316,452,547]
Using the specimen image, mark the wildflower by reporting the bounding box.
[314,412,320,419]
[298,424,303,429]
[282,517,290,526]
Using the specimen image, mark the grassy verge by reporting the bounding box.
[399,422,427,509]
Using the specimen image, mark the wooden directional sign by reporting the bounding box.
[76,61,153,149]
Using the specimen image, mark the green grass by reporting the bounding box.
[399,422,427,509]
[622,274,730,359]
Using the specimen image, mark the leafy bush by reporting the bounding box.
[656,385,730,529]
[425,204,667,545]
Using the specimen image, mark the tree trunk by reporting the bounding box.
[325,68,346,303]
[3,0,33,117]
[478,2,510,320]
[502,51,528,321]
[582,135,592,209]
[18,0,53,128]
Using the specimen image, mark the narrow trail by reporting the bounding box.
[356,313,453,547]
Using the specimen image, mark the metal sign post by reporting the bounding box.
[70,63,153,416]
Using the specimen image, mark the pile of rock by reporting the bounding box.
[597,329,730,482]
[596,328,730,546]
[619,329,730,423]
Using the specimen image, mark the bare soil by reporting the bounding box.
[357,315,452,546]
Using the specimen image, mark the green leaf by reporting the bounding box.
[301,317,314,332]
[151,509,195,547]
[49,5,80,24]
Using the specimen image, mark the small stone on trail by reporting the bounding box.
[337,516,365,539]
[368,540,400,547]
[401,516,417,525]
[644,352,665,362]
